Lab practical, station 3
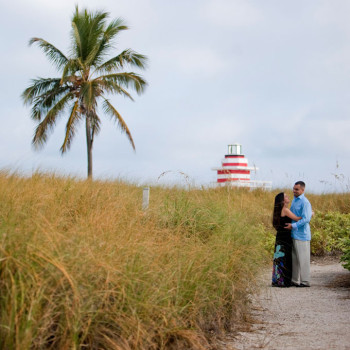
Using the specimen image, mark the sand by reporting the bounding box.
[219,257,350,350]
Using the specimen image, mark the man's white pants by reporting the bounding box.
[292,239,311,286]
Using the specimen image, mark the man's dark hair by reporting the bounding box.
[295,181,305,188]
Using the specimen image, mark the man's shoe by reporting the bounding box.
[290,282,300,287]
[299,283,310,287]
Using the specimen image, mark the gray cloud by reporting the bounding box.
[1,0,349,192]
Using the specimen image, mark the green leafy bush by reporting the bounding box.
[311,211,350,255]
[339,238,350,271]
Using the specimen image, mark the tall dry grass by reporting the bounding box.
[0,172,268,349]
[0,172,349,349]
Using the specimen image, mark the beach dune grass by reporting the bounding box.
[1,172,349,349]
[0,172,267,349]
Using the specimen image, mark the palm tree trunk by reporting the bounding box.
[86,116,93,178]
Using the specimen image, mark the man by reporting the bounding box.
[285,181,312,287]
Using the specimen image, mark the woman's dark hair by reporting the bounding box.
[272,192,284,229]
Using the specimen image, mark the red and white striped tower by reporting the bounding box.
[212,143,257,187]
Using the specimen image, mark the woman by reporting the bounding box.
[271,192,301,287]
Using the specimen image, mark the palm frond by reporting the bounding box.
[29,38,68,70]
[30,86,71,121]
[22,78,71,121]
[60,101,81,153]
[104,17,128,38]
[71,21,83,59]
[86,18,129,67]
[96,49,148,74]
[94,77,134,100]
[22,78,62,105]
[98,72,147,95]
[85,12,109,63]
[72,6,108,63]
[33,93,74,149]
[102,98,135,150]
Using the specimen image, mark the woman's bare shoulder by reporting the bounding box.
[281,207,289,216]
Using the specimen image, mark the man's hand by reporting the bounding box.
[285,223,292,230]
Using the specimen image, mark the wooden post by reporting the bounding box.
[142,187,150,210]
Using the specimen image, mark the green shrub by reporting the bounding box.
[311,211,350,255]
[339,238,350,271]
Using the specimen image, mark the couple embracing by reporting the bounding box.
[272,181,312,288]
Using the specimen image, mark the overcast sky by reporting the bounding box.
[1,0,349,192]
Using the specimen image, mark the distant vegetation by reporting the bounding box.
[0,171,349,349]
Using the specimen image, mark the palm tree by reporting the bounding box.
[22,6,147,178]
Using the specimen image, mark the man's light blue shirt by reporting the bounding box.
[291,193,312,241]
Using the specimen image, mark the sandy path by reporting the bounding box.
[220,257,350,350]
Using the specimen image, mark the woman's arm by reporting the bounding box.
[282,207,301,221]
